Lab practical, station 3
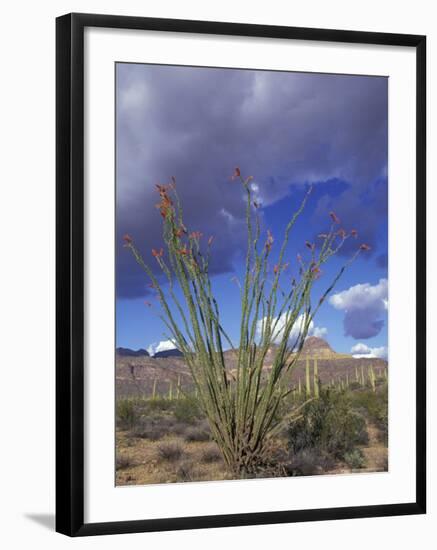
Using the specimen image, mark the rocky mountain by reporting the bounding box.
[116,347,149,358]
[300,336,350,359]
[154,349,183,359]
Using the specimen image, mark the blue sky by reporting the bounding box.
[115,63,388,358]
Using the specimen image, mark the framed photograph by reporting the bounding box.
[56,12,426,536]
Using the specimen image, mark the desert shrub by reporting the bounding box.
[185,423,211,442]
[173,396,202,424]
[146,397,174,412]
[287,389,368,461]
[284,449,335,477]
[156,441,184,462]
[116,454,133,470]
[344,448,366,469]
[200,443,222,463]
[175,460,198,481]
[171,422,188,436]
[116,399,138,429]
[376,453,388,471]
[129,422,164,441]
[349,386,388,444]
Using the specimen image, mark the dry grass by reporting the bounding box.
[156,441,184,462]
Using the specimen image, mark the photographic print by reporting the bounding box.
[115,62,389,486]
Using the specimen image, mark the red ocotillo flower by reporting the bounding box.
[273,264,280,274]
[174,227,184,238]
[311,264,321,278]
[177,247,189,256]
[360,243,371,251]
[350,229,358,238]
[155,183,170,196]
[122,233,132,245]
[231,167,241,180]
[329,211,341,224]
[152,248,164,258]
[337,228,347,239]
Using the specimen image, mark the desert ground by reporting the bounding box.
[116,337,388,485]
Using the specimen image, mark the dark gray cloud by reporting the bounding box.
[311,175,388,257]
[116,63,387,298]
[342,311,385,339]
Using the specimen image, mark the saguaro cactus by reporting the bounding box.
[313,358,319,398]
[368,364,376,392]
[176,374,181,399]
[306,357,312,398]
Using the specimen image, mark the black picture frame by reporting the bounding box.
[56,12,426,537]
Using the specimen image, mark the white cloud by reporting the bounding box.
[330,278,388,311]
[147,339,177,357]
[351,342,388,360]
[313,326,328,338]
[256,313,327,346]
[329,278,388,339]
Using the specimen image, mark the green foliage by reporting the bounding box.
[287,389,368,460]
[344,448,366,469]
[116,399,138,429]
[173,396,203,424]
[348,386,388,445]
[146,397,173,412]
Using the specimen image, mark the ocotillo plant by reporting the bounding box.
[124,169,369,475]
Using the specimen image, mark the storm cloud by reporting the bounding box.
[116,63,387,298]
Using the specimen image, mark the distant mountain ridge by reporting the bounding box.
[116,337,388,398]
[116,346,183,359]
[154,349,183,359]
[116,347,149,357]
